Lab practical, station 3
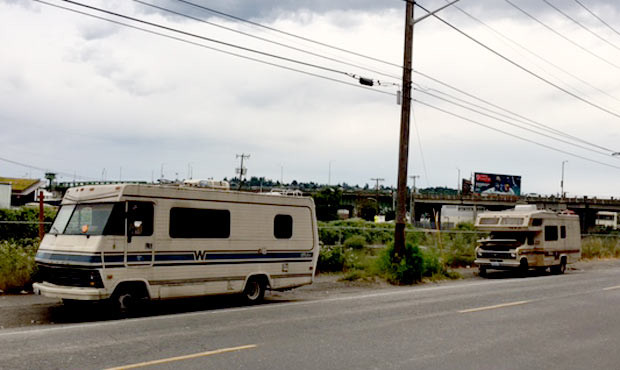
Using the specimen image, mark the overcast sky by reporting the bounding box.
[1,0,620,197]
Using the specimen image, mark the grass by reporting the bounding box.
[0,240,38,292]
[581,236,620,259]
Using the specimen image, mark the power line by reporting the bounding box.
[413,99,620,170]
[57,0,367,80]
[542,0,620,53]
[35,0,395,97]
[0,156,94,180]
[574,0,620,39]
[414,87,613,157]
[170,0,403,69]
[415,2,620,121]
[30,0,620,172]
[504,0,620,71]
[412,69,617,153]
[449,2,620,106]
[133,0,401,82]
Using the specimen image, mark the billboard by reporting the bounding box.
[474,173,521,196]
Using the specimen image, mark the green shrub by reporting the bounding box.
[317,245,345,272]
[0,241,38,292]
[0,206,57,241]
[379,242,424,284]
[343,235,366,249]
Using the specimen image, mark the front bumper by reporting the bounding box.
[475,258,521,269]
[33,282,110,301]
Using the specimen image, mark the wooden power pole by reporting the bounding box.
[394,0,415,258]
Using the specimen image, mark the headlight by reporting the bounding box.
[510,253,516,258]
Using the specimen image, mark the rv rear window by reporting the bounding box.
[545,225,558,241]
[561,226,566,239]
[274,214,293,239]
[169,208,230,238]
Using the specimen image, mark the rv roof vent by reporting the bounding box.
[183,179,230,190]
[267,188,303,197]
[514,204,537,211]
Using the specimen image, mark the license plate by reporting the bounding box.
[491,262,500,267]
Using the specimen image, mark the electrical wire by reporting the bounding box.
[413,99,620,170]
[170,0,403,69]
[34,0,396,98]
[133,0,402,83]
[574,0,620,39]
[449,2,620,106]
[504,0,620,71]
[415,2,620,121]
[542,0,620,53]
[29,0,620,172]
[57,0,367,80]
[0,156,95,180]
[414,87,613,157]
[413,69,618,153]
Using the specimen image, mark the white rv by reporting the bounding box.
[474,205,581,276]
[595,211,619,230]
[33,183,319,309]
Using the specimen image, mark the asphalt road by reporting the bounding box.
[2,266,620,370]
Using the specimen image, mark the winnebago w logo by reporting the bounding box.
[193,250,208,260]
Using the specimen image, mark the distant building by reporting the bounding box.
[0,182,11,209]
[0,177,46,207]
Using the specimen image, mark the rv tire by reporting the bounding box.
[478,266,487,277]
[243,277,266,304]
[112,283,148,313]
[518,259,529,277]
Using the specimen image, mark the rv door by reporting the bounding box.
[124,201,155,267]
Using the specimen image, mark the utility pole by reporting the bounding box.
[236,153,250,190]
[409,175,419,224]
[370,178,385,215]
[561,160,568,198]
[328,160,334,186]
[394,0,415,258]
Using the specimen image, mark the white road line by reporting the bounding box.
[104,344,257,369]
[458,300,531,313]
[0,275,572,337]
[602,285,620,291]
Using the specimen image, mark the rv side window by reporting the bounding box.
[128,202,154,236]
[274,215,293,239]
[545,226,558,241]
[560,226,566,239]
[103,203,126,236]
[531,218,543,226]
[169,208,230,238]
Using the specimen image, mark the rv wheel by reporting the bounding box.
[478,266,487,278]
[243,277,266,304]
[558,258,567,274]
[112,283,147,313]
[518,259,529,277]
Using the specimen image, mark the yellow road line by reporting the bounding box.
[603,285,620,291]
[105,344,257,370]
[458,300,531,313]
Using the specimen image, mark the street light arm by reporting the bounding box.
[413,0,461,25]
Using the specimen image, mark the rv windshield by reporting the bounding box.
[54,203,125,236]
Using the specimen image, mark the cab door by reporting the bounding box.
[125,201,155,267]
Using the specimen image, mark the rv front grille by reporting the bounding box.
[36,264,104,288]
[479,251,514,260]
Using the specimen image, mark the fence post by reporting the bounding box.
[38,190,45,240]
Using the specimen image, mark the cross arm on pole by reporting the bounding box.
[413,0,461,25]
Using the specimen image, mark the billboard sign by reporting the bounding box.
[474,173,521,196]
